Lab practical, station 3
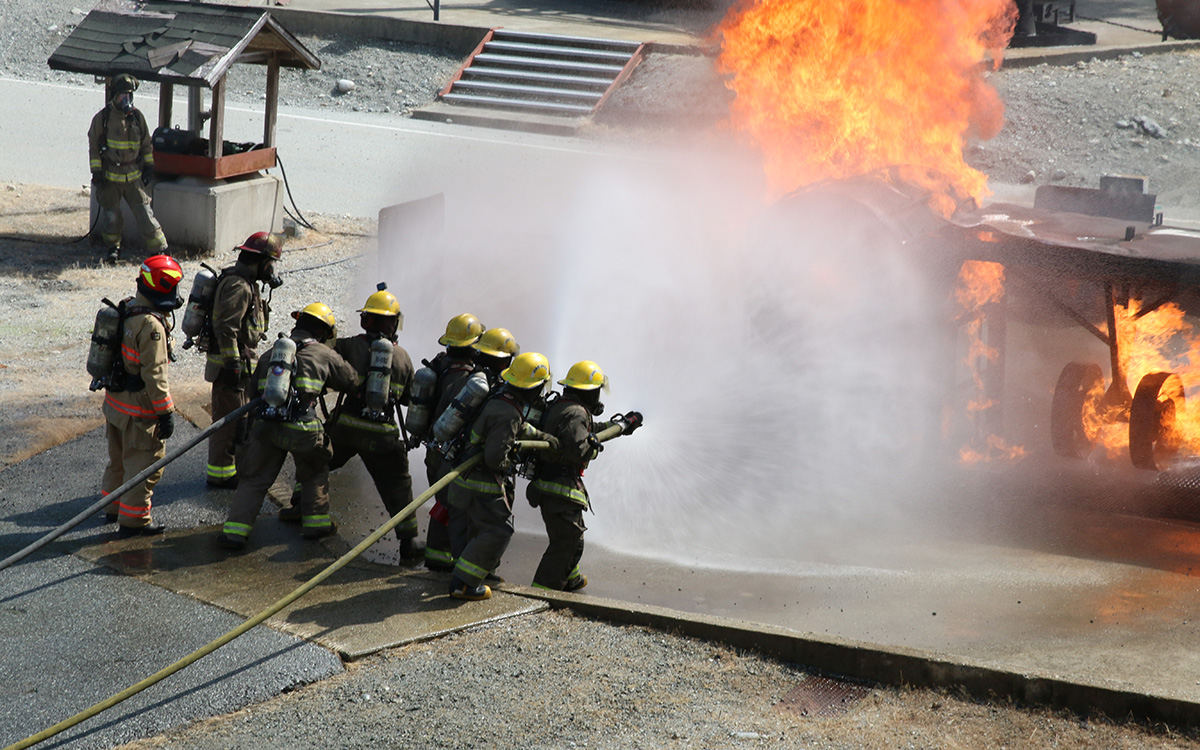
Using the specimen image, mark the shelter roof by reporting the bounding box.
[47,0,320,88]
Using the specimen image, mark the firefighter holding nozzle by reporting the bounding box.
[528,361,643,592]
[217,303,358,550]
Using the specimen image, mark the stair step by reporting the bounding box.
[451,79,603,102]
[491,29,642,53]
[471,53,624,76]
[442,92,594,115]
[464,66,613,89]
[483,40,632,64]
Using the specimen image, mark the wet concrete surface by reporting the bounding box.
[0,420,342,750]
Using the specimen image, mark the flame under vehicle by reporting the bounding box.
[777,171,1200,472]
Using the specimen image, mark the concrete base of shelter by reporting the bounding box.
[152,173,284,255]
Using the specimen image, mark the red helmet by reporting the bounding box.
[139,254,183,295]
[237,231,283,260]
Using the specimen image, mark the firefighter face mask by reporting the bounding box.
[114,92,134,112]
[260,260,283,289]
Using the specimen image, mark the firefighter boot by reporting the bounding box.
[399,536,425,563]
[104,246,120,264]
[116,522,165,538]
[278,504,301,523]
[302,521,338,541]
[448,576,491,601]
[564,574,589,593]
[217,531,247,550]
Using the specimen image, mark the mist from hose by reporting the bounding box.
[364,146,956,573]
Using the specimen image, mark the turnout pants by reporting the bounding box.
[446,479,514,587]
[423,453,453,567]
[222,422,333,541]
[96,179,166,252]
[329,439,416,539]
[101,413,165,528]
[207,372,249,484]
[533,497,587,590]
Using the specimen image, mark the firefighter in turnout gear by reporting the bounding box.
[204,232,283,489]
[419,313,485,571]
[528,361,643,591]
[87,74,166,263]
[99,255,183,537]
[217,303,359,550]
[437,326,520,566]
[293,284,422,560]
[445,352,558,601]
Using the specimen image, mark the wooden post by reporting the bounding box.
[158,82,173,130]
[209,78,225,159]
[264,54,279,148]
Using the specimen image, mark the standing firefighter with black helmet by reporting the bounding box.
[203,232,283,489]
[528,361,644,592]
[314,283,421,561]
[445,352,559,601]
[97,255,184,537]
[88,74,166,263]
[217,303,359,551]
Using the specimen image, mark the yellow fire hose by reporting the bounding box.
[0,398,264,574]
[6,422,627,750]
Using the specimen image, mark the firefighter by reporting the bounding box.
[435,325,520,567]
[445,352,558,600]
[300,284,423,560]
[204,232,283,489]
[528,361,644,591]
[99,254,184,536]
[88,74,166,263]
[418,314,485,571]
[217,303,359,550]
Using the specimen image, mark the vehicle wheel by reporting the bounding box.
[1050,362,1104,458]
[1129,371,1184,470]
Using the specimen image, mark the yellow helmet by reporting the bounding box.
[439,313,484,347]
[502,352,551,390]
[474,327,519,358]
[359,284,402,317]
[558,360,608,392]
[293,302,336,329]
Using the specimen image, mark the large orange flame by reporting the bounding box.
[716,0,1016,215]
[956,260,1026,462]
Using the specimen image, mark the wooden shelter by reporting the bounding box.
[49,0,320,179]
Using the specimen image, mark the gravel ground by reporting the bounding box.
[7,2,1200,749]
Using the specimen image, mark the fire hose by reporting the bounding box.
[0,398,263,574]
[5,421,630,750]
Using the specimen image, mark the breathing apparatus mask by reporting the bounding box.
[569,387,604,416]
[260,259,283,289]
[114,92,134,113]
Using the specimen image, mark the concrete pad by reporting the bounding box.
[74,521,547,661]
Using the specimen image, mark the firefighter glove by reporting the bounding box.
[586,433,604,460]
[622,411,644,435]
[91,170,104,185]
[141,165,154,186]
[218,366,242,389]
[542,434,560,452]
[157,412,175,440]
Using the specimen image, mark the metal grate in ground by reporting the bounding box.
[774,675,871,718]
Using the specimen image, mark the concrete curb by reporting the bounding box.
[508,585,1200,728]
[1000,38,1200,68]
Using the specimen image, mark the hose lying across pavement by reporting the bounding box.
[6,422,627,750]
[0,398,263,574]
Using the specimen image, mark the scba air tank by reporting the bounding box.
[263,336,297,410]
[405,365,439,439]
[432,370,489,442]
[362,338,394,421]
[181,265,218,349]
[87,302,122,390]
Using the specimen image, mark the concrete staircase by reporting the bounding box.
[413,29,646,135]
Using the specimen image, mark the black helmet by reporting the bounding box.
[111,74,139,95]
